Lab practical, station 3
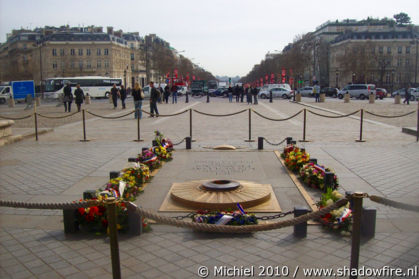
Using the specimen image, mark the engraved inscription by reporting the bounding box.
[192,160,256,175]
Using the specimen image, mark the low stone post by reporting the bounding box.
[394,94,401,104]
[369,93,375,104]
[293,206,310,237]
[295,93,301,102]
[320,93,326,102]
[258,137,264,150]
[186,136,192,150]
[344,93,350,103]
[85,94,91,105]
[361,207,376,239]
[110,171,119,180]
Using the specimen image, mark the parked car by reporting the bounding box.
[375,88,387,99]
[177,86,188,96]
[297,86,314,97]
[259,88,293,99]
[392,88,419,101]
[320,87,338,97]
[337,84,376,99]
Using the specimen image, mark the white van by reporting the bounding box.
[338,84,376,99]
[261,83,291,92]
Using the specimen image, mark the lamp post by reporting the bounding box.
[335,69,339,88]
[391,69,395,94]
[124,67,127,87]
[352,72,356,84]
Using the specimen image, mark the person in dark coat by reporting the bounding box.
[171,84,178,104]
[252,86,258,104]
[403,86,411,105]
[110,84,120,109]
[149,81,159,117]
[74,84,85,112]
[132,82,144,119]
[63,82,73,112]
[164,85,170,104]
[228,86,233,103]
[240,85,244,102]
[246,85,252,104]
[234,85,240,102]
[120,85,127,109]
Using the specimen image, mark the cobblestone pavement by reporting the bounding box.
[0,97,418,278]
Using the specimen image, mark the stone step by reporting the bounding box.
[0,120,15,138]
[0,134,23,146]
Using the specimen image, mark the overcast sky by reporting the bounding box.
[0,0,418,77]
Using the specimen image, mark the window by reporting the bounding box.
[131,64,135,71]
[131,53,134,60]
[71,49,75,56]
[70,61,75,68]
[60,49,65,56]
[78,49,83,56]
[379,47,383,54]
[385,73,390,84]
[397,58,402,66]
[104,48,109,55]
[97,48,101,56]
[52,49,57,56]
[387,47,391,54]
[130,43,134,49]
[104,60,109,68]
[79,61,83,69]
[398,46,402,54]
[86,60,91,69]
[406,59,410,66]
[86,49,91,56]
[97,60,101,69]
[406,46,410,54]
[52,62,57,69]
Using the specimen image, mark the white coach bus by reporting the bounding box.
[44,76,122,98]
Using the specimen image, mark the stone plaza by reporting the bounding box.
[0,96,418,278]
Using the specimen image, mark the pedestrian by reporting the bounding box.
[314,82,320,102]
[132,82,144,119]
[228,86,233,103]
[63,82,73,112]
[252,85,258,104]
[240,85,244,102]
[171,84,178,104]
[120,85,127,109]
[403,85,411,105]
[246,85,252,104]
[234,85,240,102]
[110,84,120,109]
[74,84,85,112]
[149,81,159,117]
[164,85,170,104]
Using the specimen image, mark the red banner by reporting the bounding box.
[174,69,178,79]
[282,68,286,77]
[192,75,195,81]
[271,73,275,84]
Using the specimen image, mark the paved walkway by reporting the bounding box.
[0,97,418,278]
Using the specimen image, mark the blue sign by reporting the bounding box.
[12,80,35,100]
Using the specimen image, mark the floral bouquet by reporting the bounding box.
[283,146,310,172]
[192,210,258,226]
[154,130,174,152]
[75,199,128,233]
[101,177,142,202]
[150,146,172,162]
[318,188,352,234]
[137,149,161,171]
[299,163,339,190]
[121,163,150,186]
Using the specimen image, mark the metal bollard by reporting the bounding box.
[324,172,335,192]
[110,171,119,180]
[294,206,310,237]
[152,140,158,146]
[63,209,77,233]
[286,137,293,145]
[186,137,192,150]
[361,207,376,239]
[291,140,296,145]
[349,192,364,279]
[269,91,273,103]
[258,137,264,150]
[127,203,142,236]
[128,157,137,162]
[83,190,97,200]
[345,191,354,209]
[206,92,210,103]
[185,92,189,103]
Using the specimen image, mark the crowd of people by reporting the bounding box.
[227,84,259,105]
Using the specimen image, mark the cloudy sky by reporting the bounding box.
[0,0,418,77]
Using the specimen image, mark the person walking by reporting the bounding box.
[171,84,178,104]
[234,85,240,102]
[314,82,321,102]
[63,82,73,112]
[246,85,252,104]
[252,85,258,104]
[149,81,159,117]
[164,85,170,104]
[228,86,233,103]
[110,84,120,109]
[240,85,244,102]
[132,82,144,119]
[74,84,85,112]
[403,86,411,105]
[120,85,127,109]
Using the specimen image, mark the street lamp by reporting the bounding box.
[352,73,356,84]
[335,69,339,88]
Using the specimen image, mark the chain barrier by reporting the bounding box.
[172,138,186,146]
[171,212,195,220]
[141,109,189,117]
[252,109,303,121]
[86,110,135,119]
[364,110,416,118]
[193,109,247,117]
[256,210,295,220]
[263,137,287,146]
[0,199,101,210]
[368,194,419,212]
[128,199,348,233]
[307,109,361,118]
[0,114,33,120]
[36,111,79,119]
